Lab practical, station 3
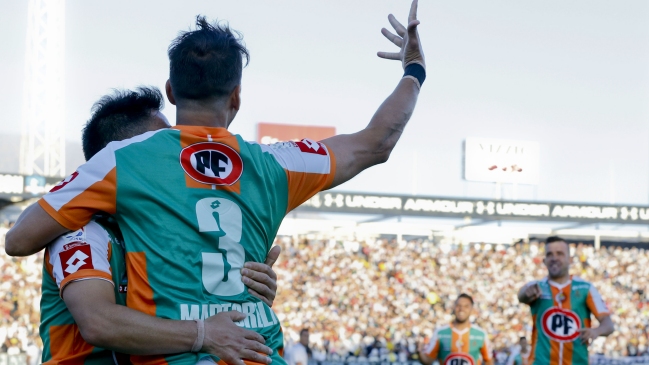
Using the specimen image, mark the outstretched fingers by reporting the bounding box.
[377,51,401,60]
[388,14,406,37]
[381,28,403,48]
[408,0,419,23]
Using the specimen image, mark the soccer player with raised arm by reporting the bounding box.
[419,294,494,365]
[517,236,615,365]
[6,1,426,364]
[40,87,282,364]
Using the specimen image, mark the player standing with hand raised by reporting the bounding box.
[518,236,615,365]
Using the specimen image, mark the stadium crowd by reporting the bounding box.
[275,236,649,361]
[0,224,41,364]
[1,222,649,362]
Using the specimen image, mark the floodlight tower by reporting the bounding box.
[20,0,66,177]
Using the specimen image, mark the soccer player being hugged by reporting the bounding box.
[517,236,615,365]
[418,294,494,365]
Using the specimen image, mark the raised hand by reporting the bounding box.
[377,0,425,69]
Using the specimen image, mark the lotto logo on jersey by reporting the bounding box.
[295,139,327,155]
[541,307,581,342]
[59,244,93,278]
[180,142,243,185]
[444,353,475,365]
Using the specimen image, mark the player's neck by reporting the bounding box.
[175,103,234,129]
[452,320,470,330]
[548,274,571,285]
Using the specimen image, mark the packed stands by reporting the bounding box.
[0,225,41,364]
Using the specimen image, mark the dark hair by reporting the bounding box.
[546,236,567,245]
[168,16,250,101]
[545,236,569,251]
[456,293,474,305]
[300,328,309,334]
[82,87,164,160]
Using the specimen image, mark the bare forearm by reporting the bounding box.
[84,304,196,354]
[5,203,68,256]
[64,282,196,355]
[325,78,420,187]
[366,78,420,157]
[595,316,615,337]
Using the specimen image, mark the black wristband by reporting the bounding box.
[403,63,426,87]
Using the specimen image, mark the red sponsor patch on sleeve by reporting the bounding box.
[295,139,327,155]
[50,171,79,192]
[59,244,94,278]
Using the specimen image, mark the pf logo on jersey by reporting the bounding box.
[444,354,475,365]
[180,142,243,185]
[541,307,582,342]
[58,244,94,278]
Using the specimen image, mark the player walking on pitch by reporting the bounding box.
[418,294,494,365]
[6,1,426,365]
[518,236,615,365]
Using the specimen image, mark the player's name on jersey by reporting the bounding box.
[180,302,279,329]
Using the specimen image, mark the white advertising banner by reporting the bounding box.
[464,137,540,185]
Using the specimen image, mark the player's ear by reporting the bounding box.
[230,85,241,111]
[165,80,176,106]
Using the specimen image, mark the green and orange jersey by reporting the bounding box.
[423,324,492,365]
[40,218,128,364]
[39,126,336,365]
[524,276,610,365]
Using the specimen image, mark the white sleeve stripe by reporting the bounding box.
[44,129,165,211]
[589,286,609,313]
[255,141,331,174]
[61,277,114,296]
[423,330,439,354]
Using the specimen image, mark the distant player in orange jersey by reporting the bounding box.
[518,236,615,365]
[419,293,494,365]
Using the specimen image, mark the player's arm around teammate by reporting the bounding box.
[321,0,425,187]
[62,245,281,362]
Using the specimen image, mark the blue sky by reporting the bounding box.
[1,0,648,204]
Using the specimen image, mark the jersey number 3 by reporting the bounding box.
[196,198,245,296]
